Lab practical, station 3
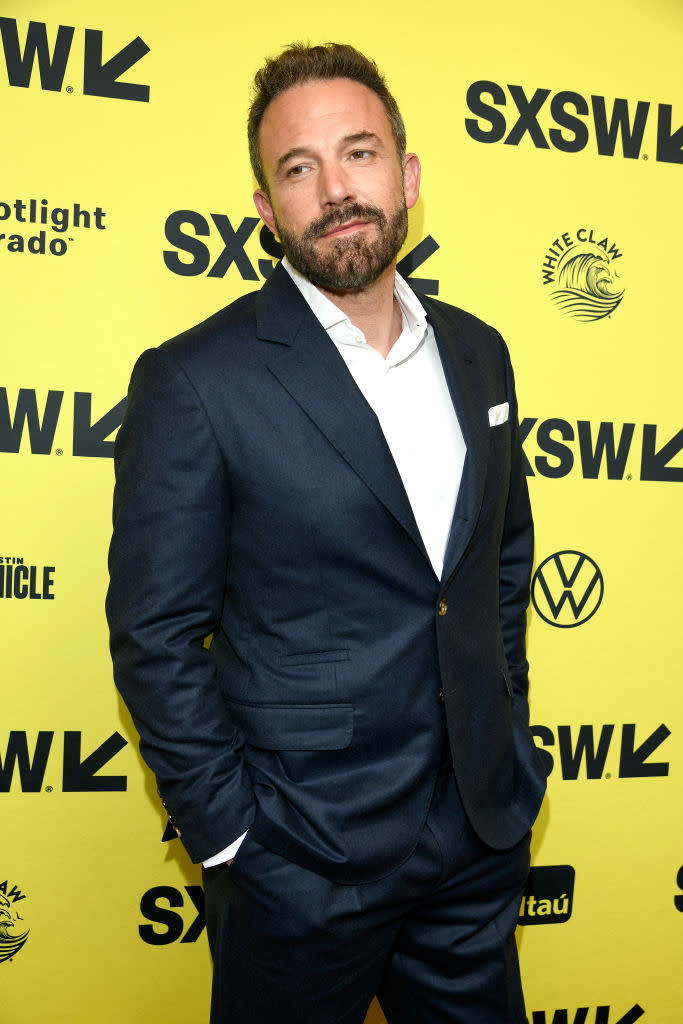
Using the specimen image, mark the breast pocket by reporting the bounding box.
[488,416,512,474]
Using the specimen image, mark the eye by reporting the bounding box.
[349,149,371,161]
[286,164,308,177]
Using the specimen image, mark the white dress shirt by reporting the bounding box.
[203,257,467,867]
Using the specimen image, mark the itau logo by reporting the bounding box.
[519,865,575,925]
[541,228,624,321]
[532,550,604,628]
[0,879,29,964]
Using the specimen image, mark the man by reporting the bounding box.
[107,42,549,1024]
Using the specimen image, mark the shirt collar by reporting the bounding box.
[282,257,428,357]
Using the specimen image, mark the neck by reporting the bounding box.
[317,264,401,359]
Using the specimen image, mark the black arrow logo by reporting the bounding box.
[73,393,126,457]
[640,424,683,481]
[656,104,683,164]
[62,731,128,791]
[161,820,177,843]
[83,30,150,102]
[396,235,440,296]
[614,1006,645,1024]
[619,723,670,778]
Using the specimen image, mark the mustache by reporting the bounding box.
[303,203,387,242]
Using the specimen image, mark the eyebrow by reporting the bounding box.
[275,131,384,174]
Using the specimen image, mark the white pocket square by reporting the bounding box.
[488,402,509,426]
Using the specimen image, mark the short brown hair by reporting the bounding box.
[248,42,407,190]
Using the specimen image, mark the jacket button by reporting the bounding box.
[438,598,448,616]
[437,690,445,703]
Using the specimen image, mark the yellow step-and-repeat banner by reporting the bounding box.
[2,1,681,1021]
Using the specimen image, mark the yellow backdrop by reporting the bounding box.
[2,1,681,1021]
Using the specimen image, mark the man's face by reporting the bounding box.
[253,78,420,292]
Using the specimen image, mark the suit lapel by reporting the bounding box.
[256,266,429,563]
[425,300,491,584]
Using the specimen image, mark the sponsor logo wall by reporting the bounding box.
[2,3,681,1023]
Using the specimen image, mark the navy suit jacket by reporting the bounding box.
[106,263,548,884]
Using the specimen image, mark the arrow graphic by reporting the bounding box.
[161,820,177,843]
[619,723,670,778]
[83,30,150,102]
[397,235,440,296]
[73,393,126,457]
[615,1006,646,1024]
[62,731,128,791]
[656,104,683,164]
[640,424,683,481]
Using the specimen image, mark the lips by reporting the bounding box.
[304,203,385,243]
[320,219,371,239]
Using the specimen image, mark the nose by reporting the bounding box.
[318,160,354,206]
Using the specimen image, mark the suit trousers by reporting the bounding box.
[202,754,531,1024]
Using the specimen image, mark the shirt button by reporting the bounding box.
[437,690,445,703]
[438,598,448,616]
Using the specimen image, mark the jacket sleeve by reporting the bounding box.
[495,330,535,716]
[106,345,255,862]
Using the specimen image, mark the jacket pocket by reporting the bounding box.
[277,649,350,667]
[225,697,353,751]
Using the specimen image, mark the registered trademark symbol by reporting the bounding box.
[605,773,612,779]
[66,86,74,94]
[55,448,63,456]
[45,785,53,792]
[642,153,648,160]
[626,474,632,480]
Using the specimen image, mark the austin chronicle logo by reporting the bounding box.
[541,228,624,321]
[0,879,29,964]
[532,551,604,627]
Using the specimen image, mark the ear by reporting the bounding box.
[402,153,421,210]
[253,189,278,236]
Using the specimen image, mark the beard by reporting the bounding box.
[275,199,408,292]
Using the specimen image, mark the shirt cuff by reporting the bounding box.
[202,831,248,868]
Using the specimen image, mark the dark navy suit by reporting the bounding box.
[107,264,548,1021]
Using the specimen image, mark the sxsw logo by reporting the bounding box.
[531,723,670,780]
[519,865,574,925]
[465,80,682,164]
[164,214,280,282]
[139,885,205,945]
[0,17,149,101]
[0,389,125,457]
[521,418,683,483]
[527,1006,644,1024]
[3,393,682,480]
[0,731,128,792]
[164,212,441,295]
